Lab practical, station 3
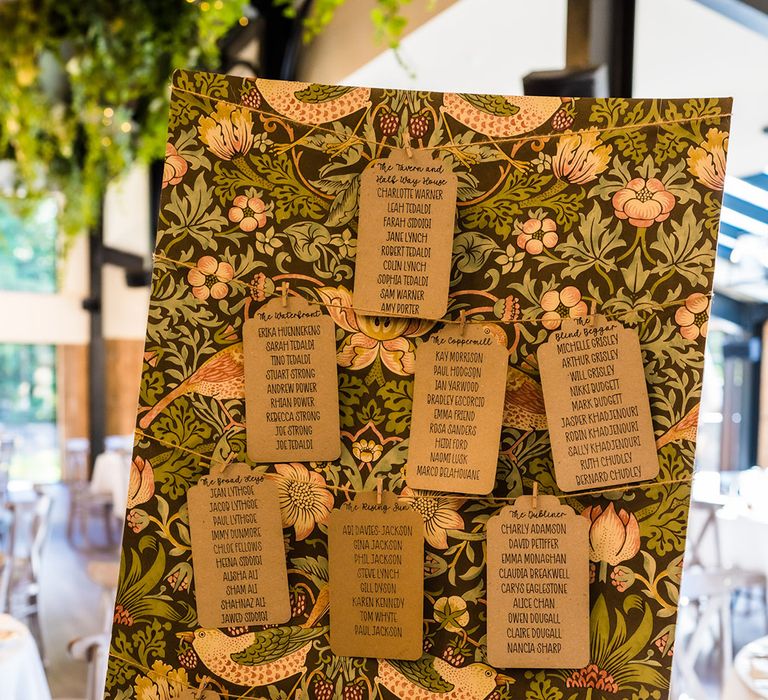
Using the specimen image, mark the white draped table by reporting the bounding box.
[724,637,768,700]
[0,614,51,700]
[90,451,131,513]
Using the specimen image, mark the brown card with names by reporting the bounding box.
[328,491,424,660]
[187,464,290,627]
[487,494,590,669]
[353,149,458,320]
[244,296,340,462]
[407,323,507,494]
[538,315,659,492]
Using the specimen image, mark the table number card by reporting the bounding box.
[354,149,458,320]
[244,296,340,462]
[328,491,423,660]
[187,464,290,627]
[407,323,507,494]
[487,494,589,668]
[538,315,659,492]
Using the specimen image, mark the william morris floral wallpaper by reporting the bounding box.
[105,69,730,699]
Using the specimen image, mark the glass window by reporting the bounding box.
[0,196,58,293]
[0,343,59,482]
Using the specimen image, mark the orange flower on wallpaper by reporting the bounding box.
[540,286,588,330]
[187,256,234,300]
[316,286,434,375]
[552,131,611,184]
[274,463,334,541]
[687,128,728,190]
[612,178,676,227]
[675,292,709,340]
[198,102,254,160]
[228,194,267,231]
[582,503,641,566]
[398,488,465,549]
[126,456,154,508]
[352,439,382,465]
[162,143,188,188]
[515,216,558,255]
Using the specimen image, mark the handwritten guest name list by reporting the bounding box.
[244,297,340,462]
[188,465,290,628]
[354,149,458,320]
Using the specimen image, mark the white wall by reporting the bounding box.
[0,234,90,344]
[634,0,768,178]
[0,165,152,345]
[102,165,152,341]
[344,0,567,94]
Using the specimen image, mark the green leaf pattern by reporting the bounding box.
[105,70,730,699]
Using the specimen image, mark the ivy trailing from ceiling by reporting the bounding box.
[279,0,417,48]
[0,0,422,242]
[0,0,247,241]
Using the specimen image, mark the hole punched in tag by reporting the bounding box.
[281,281,290,307]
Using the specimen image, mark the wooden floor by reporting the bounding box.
[37,485,121,699]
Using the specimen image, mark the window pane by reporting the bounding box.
[0,197,58,293]
[0,343,59,482]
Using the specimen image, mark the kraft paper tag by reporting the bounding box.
[188,464,290,628]
[487,494,589,669]
[244,296,340,462]
[537,315,659,492]
[328,491,424,659]
[353,149,458,320]
[407,324,507,495]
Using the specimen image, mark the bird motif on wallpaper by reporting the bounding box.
[247,80,372,125]
[502,366,548,432]
[177,587,329,687]
[655,403,700,450]
[441,93,563,139]
[376,655,512,700]
[138,343,244,429]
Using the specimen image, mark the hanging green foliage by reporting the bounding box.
[0,0,420,242]
[0,0,247,241]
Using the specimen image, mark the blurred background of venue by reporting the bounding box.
[1,1,768,698]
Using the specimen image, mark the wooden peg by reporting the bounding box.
[459,309,467,336]
[281,282,289,307]
[404,133,413,158]
[376,477,383,504]
[531,482,539,510]
[589,300,597,323]
[195,677,210,700]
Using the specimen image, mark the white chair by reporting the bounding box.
[5,488,54,663]
[54,634,110,700]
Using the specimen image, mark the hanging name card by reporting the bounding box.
[407,323,507,494]
[487,494,589,669]
[328,491,424,660]
[244,296,340,462]
[354,149,458,320]
[187,464,290,627]
[538,315,659,492]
